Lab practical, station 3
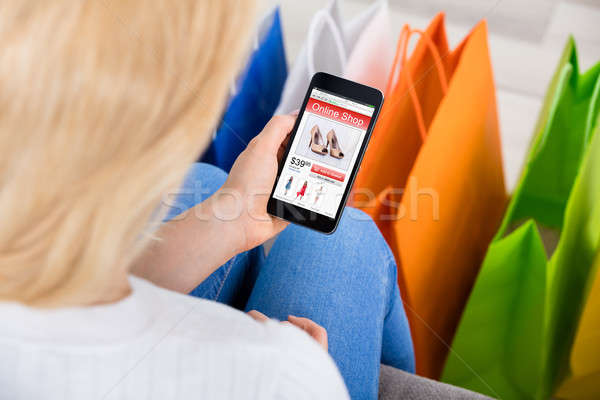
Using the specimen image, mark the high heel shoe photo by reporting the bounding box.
[326,129,344,159]
[309,125,328,155]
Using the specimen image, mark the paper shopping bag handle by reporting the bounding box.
[306,9,347,78]
[388,25,449,142]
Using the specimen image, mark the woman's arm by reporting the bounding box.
[131,116,293,293]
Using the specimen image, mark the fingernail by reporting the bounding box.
[249,310,266,317]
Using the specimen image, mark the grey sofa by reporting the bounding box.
[378,365,493,400]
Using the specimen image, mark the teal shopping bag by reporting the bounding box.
[442,38,600,400]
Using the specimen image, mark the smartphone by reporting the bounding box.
[267,72,383,234]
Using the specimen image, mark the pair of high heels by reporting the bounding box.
[309,125,344,159]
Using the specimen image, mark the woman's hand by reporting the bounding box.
[214,115,294,252]
[248,310,328,352]
[132,115,295,294]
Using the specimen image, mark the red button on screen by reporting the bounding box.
[311,164,345,182]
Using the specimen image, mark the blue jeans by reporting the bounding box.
[166,163,415,400]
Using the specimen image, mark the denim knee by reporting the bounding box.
[338,207,398,284]
[164,162,228,221]
[339,207,389,253]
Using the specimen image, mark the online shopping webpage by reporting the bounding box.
[273,88,374,218]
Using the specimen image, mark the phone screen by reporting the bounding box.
[272,87,375,218]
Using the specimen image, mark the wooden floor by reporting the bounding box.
[268,0,600,190]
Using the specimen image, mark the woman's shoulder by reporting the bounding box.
[0,276,348,399]
[135,275,317,353]
[135,276,349,399]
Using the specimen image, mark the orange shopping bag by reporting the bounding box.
[351,13,506,379]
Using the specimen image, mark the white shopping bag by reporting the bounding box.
[276,0,393,114]
[344,1,394,93]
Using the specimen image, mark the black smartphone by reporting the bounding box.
[267,72,383,234]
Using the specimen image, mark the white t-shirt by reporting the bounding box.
[0,276,349,400]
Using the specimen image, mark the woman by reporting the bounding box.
[0,1,414,399]
[314,184,325,204]
[284,175,293,196]
[295,180,308,201]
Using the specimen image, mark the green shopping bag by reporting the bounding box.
[442,37,600,400]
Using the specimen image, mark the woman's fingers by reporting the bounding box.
[248,311,328,352]
[247,310,269,322]
[288,315,328,351]
[256,114,295,154]
[277,132,292,162]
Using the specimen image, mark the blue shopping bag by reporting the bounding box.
[201,7,287,171]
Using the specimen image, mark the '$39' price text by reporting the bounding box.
[290,157,311,168]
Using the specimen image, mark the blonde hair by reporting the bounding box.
[0,0,258,306]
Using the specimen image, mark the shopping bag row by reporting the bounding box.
[200,1,600,399]
[200,0,393,171]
